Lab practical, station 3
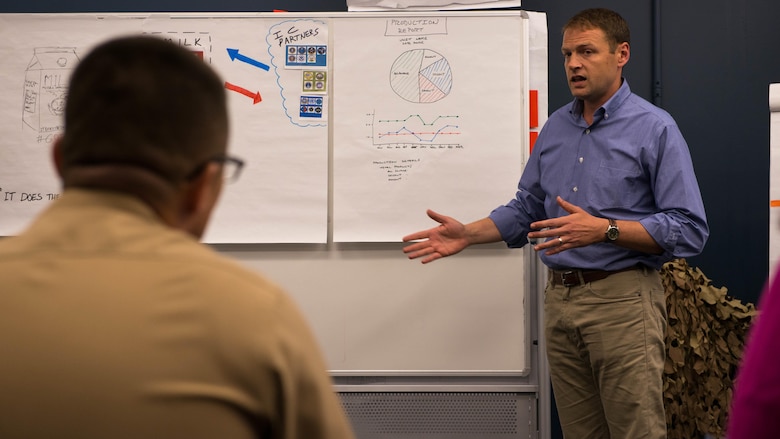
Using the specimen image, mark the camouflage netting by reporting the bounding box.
[661,258,758,439]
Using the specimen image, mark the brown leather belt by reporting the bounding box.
[549,265,641,287]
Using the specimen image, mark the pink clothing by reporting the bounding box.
[727,267,780,438]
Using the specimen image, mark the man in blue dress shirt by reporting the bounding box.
[402,8,708,439]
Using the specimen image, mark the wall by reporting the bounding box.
[0,0,344,12]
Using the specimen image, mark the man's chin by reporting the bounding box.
[569,87,587,99]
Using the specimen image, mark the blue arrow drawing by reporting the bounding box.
[227,48,270,71]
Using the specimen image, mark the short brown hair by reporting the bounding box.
[58,35,229,183]
[563,8,631,52]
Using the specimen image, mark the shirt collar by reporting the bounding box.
[569,78,631,122]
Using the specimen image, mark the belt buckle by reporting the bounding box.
[560,270,577,287]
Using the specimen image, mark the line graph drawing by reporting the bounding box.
[368,110,462,149]
[389,49,452,104]
[378,124,458,142]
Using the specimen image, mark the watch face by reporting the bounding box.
[607,226,619,241]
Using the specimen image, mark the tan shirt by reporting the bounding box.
[0,189,355,439]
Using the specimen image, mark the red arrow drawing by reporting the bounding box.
[224,81,262,104]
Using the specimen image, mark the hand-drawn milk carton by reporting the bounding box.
[23,47,79,135]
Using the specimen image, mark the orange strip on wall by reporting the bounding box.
[771,200,780,207]
[529,131,539,154]
[529,89,539,128]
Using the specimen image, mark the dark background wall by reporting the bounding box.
[5,2,778,437]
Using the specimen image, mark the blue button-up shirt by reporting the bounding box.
[489,80,709,270]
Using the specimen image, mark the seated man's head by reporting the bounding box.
[55,35,232,237]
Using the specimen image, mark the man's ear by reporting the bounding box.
[617,41,630,68]
[178,162,223,238]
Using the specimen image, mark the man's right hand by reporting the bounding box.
[401,209,470,264]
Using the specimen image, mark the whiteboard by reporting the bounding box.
[0,11,541,375]
[219,243,530,375]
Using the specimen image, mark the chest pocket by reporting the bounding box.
[587,162,643,209]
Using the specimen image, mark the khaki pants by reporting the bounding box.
[544,267,667,439]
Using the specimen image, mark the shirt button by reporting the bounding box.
[579,157,584,163]
[604,113,609,119]
[585,129,591,134]
[573,186,578,192]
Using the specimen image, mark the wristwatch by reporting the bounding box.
[605,218,619,242]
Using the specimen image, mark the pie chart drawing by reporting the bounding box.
[390,49,453,104]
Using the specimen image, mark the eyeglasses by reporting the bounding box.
[187,154,245,183]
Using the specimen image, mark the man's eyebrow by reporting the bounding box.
[562,42,597,52]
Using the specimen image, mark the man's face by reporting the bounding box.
[561,26,628,110]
